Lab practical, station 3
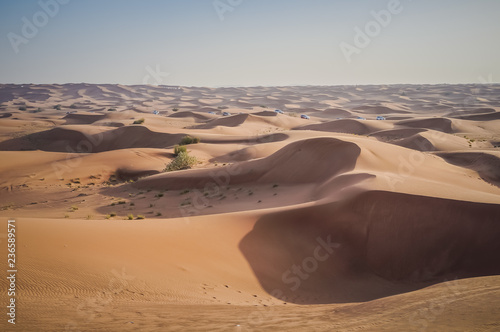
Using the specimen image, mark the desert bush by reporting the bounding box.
[174,145,187,156]
[107,108,117,112]
[127,214,134,220]
[180,135,201,145]
[164,152,197,172]
[54,104,61,110]
[136,215,145,220]
[70,104,77,109]
[133,118,145,125]
[19,106,27,111]
[172,107,179,112]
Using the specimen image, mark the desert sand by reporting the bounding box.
[1,83,500,331]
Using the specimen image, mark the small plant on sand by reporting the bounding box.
[19,106,27,111]
[133,118,145,125]
[105,214,111,219]
[180,135,201,145]
[174,145,187,156]
[64,214,69,218]
[172,107,179,112]
[180,200,192,207]
[164,152,198,172]
[156,212,162,216]
[86,215,93,220]
[70,104,77,109]
[107,108,117,112]
[53,104,61,110]
[136,215,145,220]
[70,205,78,211]
[1,203,14,211]
[127,214,134,220]
[110,212,117,217]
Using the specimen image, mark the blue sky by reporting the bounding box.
[0,0,499,86]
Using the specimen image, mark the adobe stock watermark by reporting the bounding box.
[65,267,136,331]
[7,0,70,54]
[382,130,447,191]
[142,64,170,85]
[461,74,494,109]
[408,278,465,332]
[244,234,340,332]
[213,0,243,21]
[340,0,409,64]
[177,133,277,224]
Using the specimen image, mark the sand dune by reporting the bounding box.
[352,105,408,114]
[0,125,185,152]
[438,152,500,187]
[168,110,215,121]
[295,118,392,135]
[63,113,107,124]
[134,137,360,190]
[1,83,500,331]
[240,191,500,304]
[396,117,455,133]
[453,111,500,121]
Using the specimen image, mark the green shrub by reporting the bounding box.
[70,104,77,109]
[53,104,61,110]
[172,107,179,112]
[136,215,145,220]
[19,106,27,111]
[133,118,145,125]
[174,145,187,156]
[180,135,201,145]
[164,152,198,172]
[110,212,117,217]
[127,214,134,220]
[107,108,117,112]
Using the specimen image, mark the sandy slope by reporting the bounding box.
[1,83,500,331]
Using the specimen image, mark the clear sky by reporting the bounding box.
[0,0,499,86]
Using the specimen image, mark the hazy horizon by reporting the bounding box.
[1,0,499,86]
